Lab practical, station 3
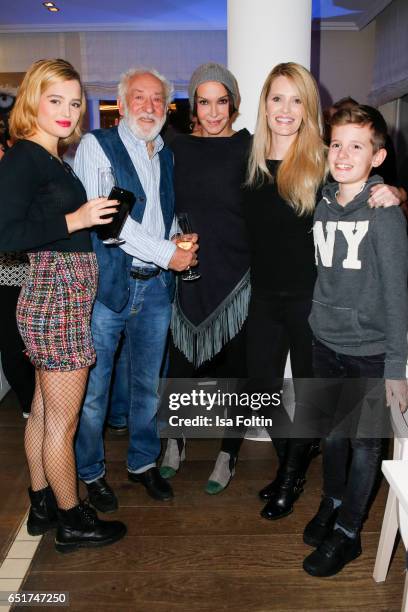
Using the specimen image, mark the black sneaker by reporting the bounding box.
[303,497,339,547]
[86,477,118,513]
[303,528,362,577]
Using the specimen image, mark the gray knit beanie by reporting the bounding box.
[188,62,240,113]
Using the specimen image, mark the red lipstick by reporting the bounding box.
[56,120,71,128]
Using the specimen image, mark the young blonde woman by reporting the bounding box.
[0,59,126,552]
[243,62,401,521]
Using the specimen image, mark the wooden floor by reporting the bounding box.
[0,393,30,566]
[0,391,405,612]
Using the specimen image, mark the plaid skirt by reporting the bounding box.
[17,251,98,371]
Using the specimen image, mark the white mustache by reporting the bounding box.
[136,113,159,122]
[125,109,166,142]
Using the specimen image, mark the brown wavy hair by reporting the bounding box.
[9,58,86,145]
[330,105,387,152]
[247,62,327,216]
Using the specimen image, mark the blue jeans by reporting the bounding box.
[75,273,172,482]
[107,334,130,428]
[313,339,386,534]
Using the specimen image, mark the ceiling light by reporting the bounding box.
[48,6,60,11]
[43,2,55,6]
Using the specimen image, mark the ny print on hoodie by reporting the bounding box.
[309,176,408,379]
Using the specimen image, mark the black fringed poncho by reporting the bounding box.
[170,129,251,366]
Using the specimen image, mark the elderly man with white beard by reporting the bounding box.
[74,67,198,510]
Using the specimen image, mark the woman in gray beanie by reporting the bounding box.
[160,63,251,493]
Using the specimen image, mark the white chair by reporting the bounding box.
[381,460,408,611]
[373,401,408,611]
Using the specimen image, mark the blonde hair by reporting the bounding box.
[9,58,86,145]
[247,62,326,216]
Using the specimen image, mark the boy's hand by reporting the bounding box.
[385,379,408,413]
[368,184,402,208]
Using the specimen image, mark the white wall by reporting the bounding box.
[313,22,376,109]
[379,100,399,137]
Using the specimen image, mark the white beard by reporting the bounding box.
[125,111,166,142]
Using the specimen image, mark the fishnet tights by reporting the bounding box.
[24,367,89,510]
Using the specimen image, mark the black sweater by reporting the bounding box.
[243,160,316,297]
[0,139,91,253]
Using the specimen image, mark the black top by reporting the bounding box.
[0,139,91,253]
[171,129,251,326]
[243,159,316,298]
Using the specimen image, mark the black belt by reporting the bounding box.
[130,267,160,280]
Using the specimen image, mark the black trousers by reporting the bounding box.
[247,292,314,380]
[313,339,386,534]
[0,285,35,412]
[222,291,315,456]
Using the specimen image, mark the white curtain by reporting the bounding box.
[369,0,408,106]
[80,30,227,98]
[0,30,227,99]
[0,33,65,72]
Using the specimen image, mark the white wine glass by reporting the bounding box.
[176,212,200,281]
[97,167,124,246]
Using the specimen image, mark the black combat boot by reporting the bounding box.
[55,502,126,553]
[27,486,58,536]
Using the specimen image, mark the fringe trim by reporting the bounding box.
[171,271,251,367]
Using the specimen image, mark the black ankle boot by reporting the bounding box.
[260,441,312,520]
[55,502,127,553]
[260,473,304,520]
[259,438,288,501]
[258,466,289,501]
[27,486,58,536]
[259,440,320,503]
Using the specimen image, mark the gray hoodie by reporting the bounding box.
[309,175,408,379]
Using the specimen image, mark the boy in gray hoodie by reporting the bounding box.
[303,105,408,577]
